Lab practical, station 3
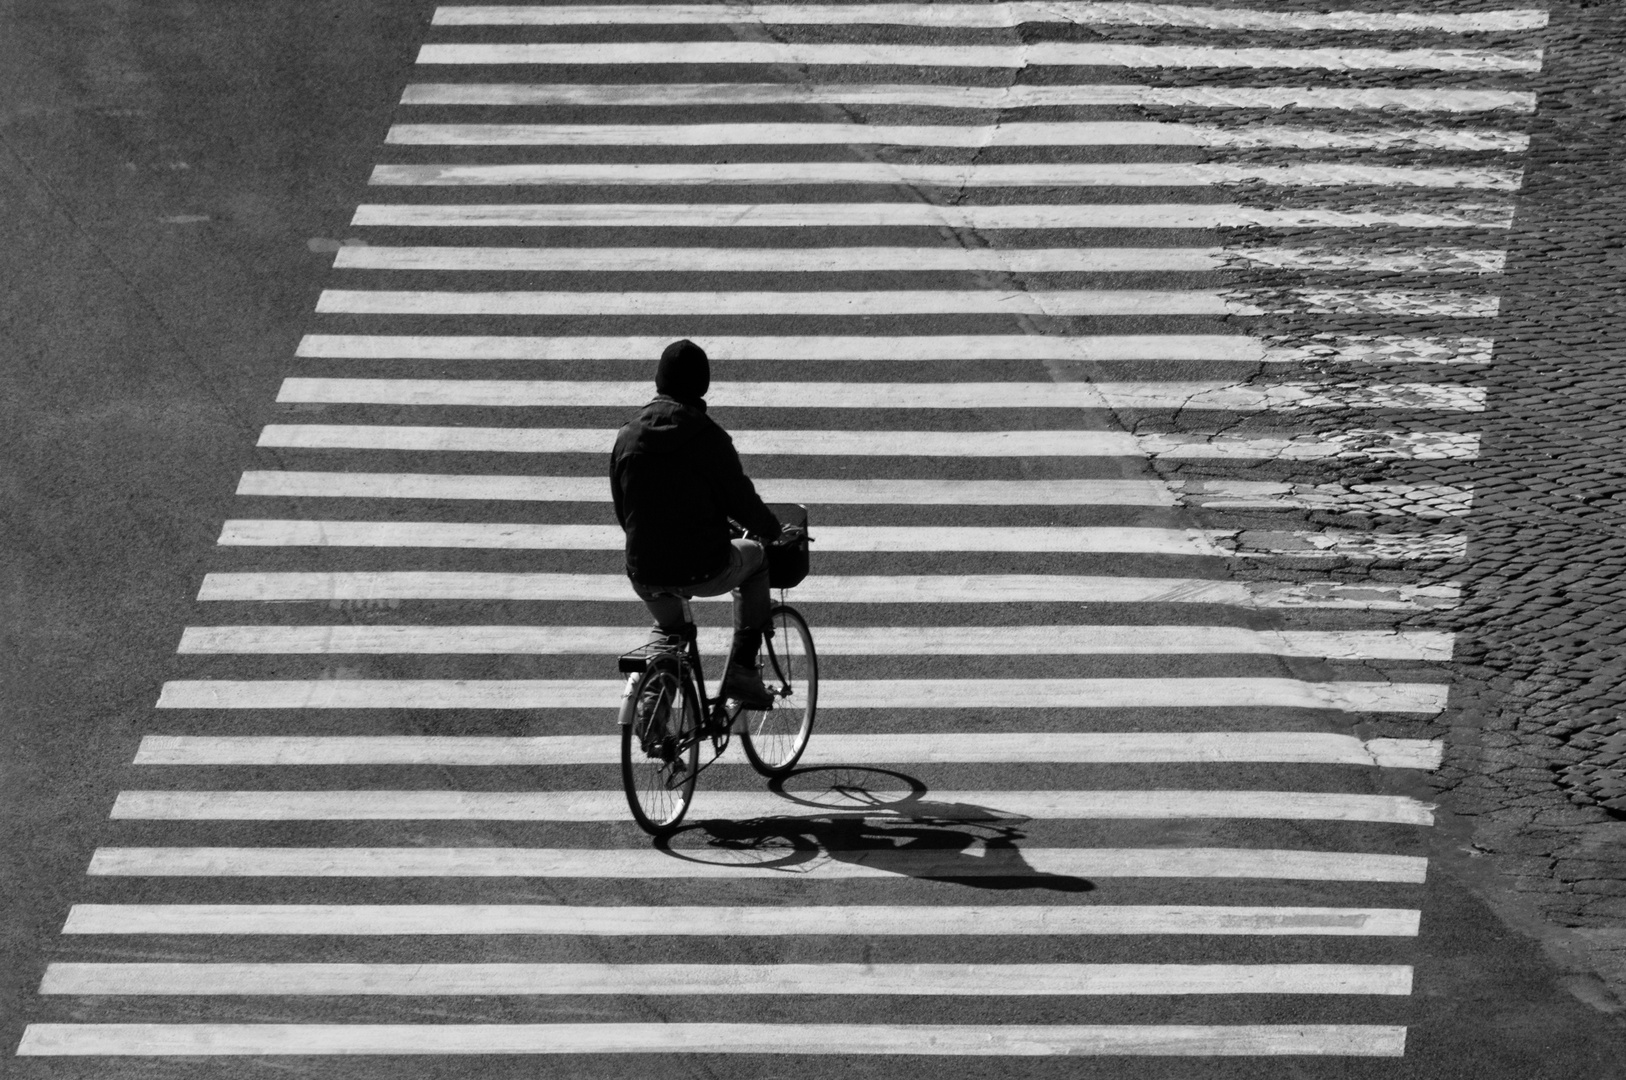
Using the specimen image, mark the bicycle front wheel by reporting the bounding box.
[738,603,818,777]
[620,660,702,836]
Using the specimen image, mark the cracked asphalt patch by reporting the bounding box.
[1147,0,1626,1017]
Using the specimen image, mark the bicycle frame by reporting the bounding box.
[618,596,790,764]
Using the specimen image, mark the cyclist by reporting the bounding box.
[610,339,785,710]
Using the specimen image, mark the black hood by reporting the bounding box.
[619,395,712,456]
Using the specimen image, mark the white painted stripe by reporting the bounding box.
[217,521,1241,554]
[61,903,1424,937]
[86,846,1430,882]
[1368,739,1446,770]
[131,733,1445,769]
[257,425,1142,455]
[333,248,1230,273]
[315,289,1255,316]
[1173,481,1474,516]
[275,379,1487,412]
[154,678,1447,713]
[236,478,1451,519]
[311,289,1498,319]
[14,1022,1411,1057]
[1315,337,1497,363]
[236,473,1177,505]
[416,43,1542,73]
[313,288,1495,319]
[1145,431,1482,461]
[401,82,1536,113]
[365,161,1519,190]
[255,425,1479,461]
[213,520,1460,561]
[110,789,1435,825]
[176,625,1455,661]
[351,202,1514,229]
[1239,530,1466,562]
[329,247,1509,275]
[1277,290,1498,318]
[227,473,1469,522]
[1231,251,1506,275]
[195,572,1461,609]
[379,125,1526,152]
[292,334,1285,362]
[434,4,1546,32]
[41,961,1413,996]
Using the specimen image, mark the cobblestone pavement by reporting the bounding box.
[1442,0,1626,1011]
[1149,0,1626,1017]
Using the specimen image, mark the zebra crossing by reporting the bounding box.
[17,0,1541,1066]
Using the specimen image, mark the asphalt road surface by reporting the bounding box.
[3,0,1624,1076]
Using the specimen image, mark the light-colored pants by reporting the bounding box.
[632,539,770,662]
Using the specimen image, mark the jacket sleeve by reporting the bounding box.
[705,423,781,540]
[609,440,629,531]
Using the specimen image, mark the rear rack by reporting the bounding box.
[618,642,686,674]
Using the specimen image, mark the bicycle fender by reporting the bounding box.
[618,673,640,720]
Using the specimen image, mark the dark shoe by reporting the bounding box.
[719,663,776,710]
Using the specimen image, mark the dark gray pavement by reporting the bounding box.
[4,0,1626,1074]
[0,0,428,1059]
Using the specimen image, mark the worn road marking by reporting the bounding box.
[275,378,1487,412]
[328,247,1509,274]
[194,571,1461,609]
[130,733,1446,768]
[291,333,1403,362]
[400,82,1535,112]
[415,42,1542,73]
[111,790,1435,825]
[40,961,1414,996]
[316,289,1259,316]
[14,1022,1410,1056]
[311,289,1496,318]
[153,677,1448,713]
[352,202,1515,229]
[379,125,1528,153]
[213,520,1459,561]
[432,4,1546,32]
[176,624,1455,661]
[255,425,1481,460]
[363,162,1518,191]
[379,123,1526,152]
[85,846,1431,882]
[235,473,1181,505]
[215,521,1240,553]
[60,903,1424,937]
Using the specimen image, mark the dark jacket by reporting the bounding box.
[610,395,781,586]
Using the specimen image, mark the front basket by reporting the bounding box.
[766,503,810,589]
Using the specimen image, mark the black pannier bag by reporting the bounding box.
[765,503,810,589]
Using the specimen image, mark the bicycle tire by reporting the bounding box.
[620,659,702,836]
[738,603,818,777]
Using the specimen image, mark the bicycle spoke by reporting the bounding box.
[621,663,701,835]
[738,604,818,777]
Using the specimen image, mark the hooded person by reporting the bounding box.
[610,339,783,709]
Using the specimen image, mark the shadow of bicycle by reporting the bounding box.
[657,766,1094,893]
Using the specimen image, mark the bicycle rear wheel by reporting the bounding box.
[738,603,818,777]
[620,660,702,836]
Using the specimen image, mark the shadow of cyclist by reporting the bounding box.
[660,766,1094,892]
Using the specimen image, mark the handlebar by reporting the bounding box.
[773,523,809,546]
[729,520,811,545]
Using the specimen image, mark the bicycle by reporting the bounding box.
[617,517,818,837]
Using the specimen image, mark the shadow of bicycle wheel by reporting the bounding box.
[654,766,1094,893]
